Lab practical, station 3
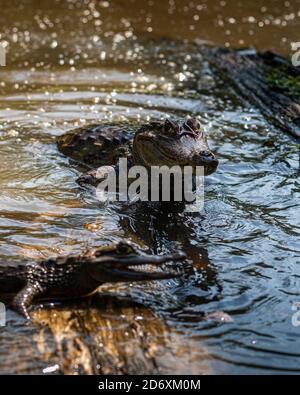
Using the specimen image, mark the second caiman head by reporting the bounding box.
[132,118,218,176]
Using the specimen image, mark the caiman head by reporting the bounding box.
[133,118,218,175]
[86,241,186,283]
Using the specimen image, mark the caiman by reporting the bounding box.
[57,118,219,186]
[0,241,185,319]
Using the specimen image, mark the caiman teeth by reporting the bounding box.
[126,263,177,274]
[128,264,161,271]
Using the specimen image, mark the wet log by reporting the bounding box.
[204,47,300,139]
[1,294,211,374]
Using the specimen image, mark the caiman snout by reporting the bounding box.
[87,248,186,283]
[192,151,219,175]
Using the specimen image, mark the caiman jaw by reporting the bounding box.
[88,251,186,282]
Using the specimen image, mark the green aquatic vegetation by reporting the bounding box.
[266,66,300,97]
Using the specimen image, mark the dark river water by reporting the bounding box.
[0,0,300,374]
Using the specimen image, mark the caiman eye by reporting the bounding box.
[164,119,180,134]
[186,118,201,133]
[117,242,134,255]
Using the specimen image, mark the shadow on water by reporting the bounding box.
[119,201,222,303]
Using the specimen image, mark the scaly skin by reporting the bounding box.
[57,118,219,185]
[57,124,133,166]
[0,241,185,319]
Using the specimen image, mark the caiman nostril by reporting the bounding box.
[200,151,218,163]
[201,150,214,158]
[192,152,219,171]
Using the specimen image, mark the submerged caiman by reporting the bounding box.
[0,241,185,319]
[57,118,219,186]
